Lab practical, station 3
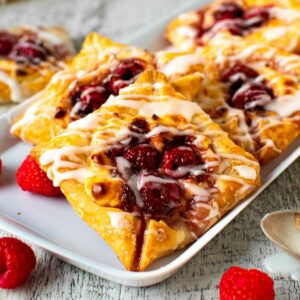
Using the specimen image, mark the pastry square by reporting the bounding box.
[10,33,154,145]
[166,0,300,53]
[0,25,75,103]
[31,70,260,271]
[157,32,300,164]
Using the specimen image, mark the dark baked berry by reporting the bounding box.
[124,144,160,171]
[231,82,273,110]
[70,85,109,118]
[139,176,182,217]
[129,118,149,134]
[10,40,49,63]
[244,7,270,28]
[161,146,200,178]
[213,2,244,21]
[222,63,259,93]
[0,32,16,56]
[104,58,146,95]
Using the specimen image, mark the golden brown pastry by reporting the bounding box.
[31,70,260,271]
[166,0,300,53]
[157,32,300,164]
[0,25,75,103]
[10,32,154,145]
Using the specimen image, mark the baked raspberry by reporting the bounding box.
[10,40,49,63]
[161,146,200,178]
[70,85,109,118]
[129,118,149,134]
[219,266,275,300]
[231,82,273,110]
[244,7,270,28]
[16,155,62,197]
[139,174,182,216]
[0,32,16,56]
[124,144,160,171]
[222,63,258,93]
[213,2,244,21]
[0,237,36,289]
[105,58,146,95]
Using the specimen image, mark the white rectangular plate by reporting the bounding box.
[1,0,300,287]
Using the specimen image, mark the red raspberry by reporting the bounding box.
[244,7,270,28]
[161,146,199,178]
[213,2,244,21]
[219,266,275,300]
[124,144,160,171]
[0,237,36,289]
[231,82,273,110]
[16,155,62,197]
[139,173,182,216]
[105,58,146,95]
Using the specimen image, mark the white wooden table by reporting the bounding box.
[0,0,300,299]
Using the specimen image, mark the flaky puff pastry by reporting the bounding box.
[157,32,300,164]
[31,70,260,271]
[166,0,300,53]
[0,26,75,103]
[10,33,154,145]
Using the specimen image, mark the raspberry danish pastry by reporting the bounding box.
[30,70,260,271]
[11,33,154,144]
[157,33,300,164]
[166,0,300,53]
[0,25,74,103]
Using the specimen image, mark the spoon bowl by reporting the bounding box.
[261,210,300,258]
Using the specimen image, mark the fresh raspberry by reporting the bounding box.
[139,173,182,216]
[231,82,273,110]
[244,7,270,28]
[124,144,160,171]
[219,266,275,300]
[161,146,199,178]
[213,2,244,21]
[16,155,62,197]
[104,58,146,95]
[0,237,36,289]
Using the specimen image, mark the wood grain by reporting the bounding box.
[0,0,300,298]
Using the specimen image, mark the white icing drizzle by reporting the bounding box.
[39,145,94,186]
[270,7,300,22]
[158,54,203,77]
[0,70,23,102]
[183,182,213,202]
[266,91,300,117]
[115,157,131,180]
[103,94,202,122]
[233,165,257,180]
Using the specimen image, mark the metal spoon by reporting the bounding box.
[261,210,300,258]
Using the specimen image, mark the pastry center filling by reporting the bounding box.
[193,3,271,43]
[221,63,274,110]
[0,31,53,64]
[65,58,147,120]
[92,118,218,224]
